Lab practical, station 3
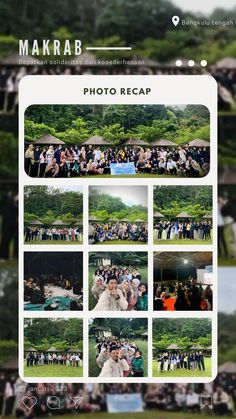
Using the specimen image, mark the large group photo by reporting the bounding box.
[89,252,148,311]
[152,318,212,378]
[153,252,213,311]
[24,104,210,179]
[153,185,213,245]
[89,186,148,245]
[24,185,83,244]
[24,318,83,377]
[24,251,83,311]
[89,318,148,378]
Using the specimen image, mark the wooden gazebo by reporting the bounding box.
[52,220,68,226]
[83,135,111,146]
[28,219,43,226]
[124,138,148,146]
[33,134,65,145]
[150,139,178,147]
[176,212,193,220]
[188,139,210,148]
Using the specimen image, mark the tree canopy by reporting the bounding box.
[24,318,83,352]
[153,318,212,351]
[153,186,212,219]
[0,0,236,64]
[89,318,147,338]
[24,185,83,226]
[25,104,210,146]
[89,188,148,222]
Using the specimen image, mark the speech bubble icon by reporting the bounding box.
[172,16,180,26]
[22,396,37,410]
[46,396,61,410]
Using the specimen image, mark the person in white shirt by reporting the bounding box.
[93,278,128,311]
[186,389,199,411]
[99,349,129,377]
[93,147,102,162]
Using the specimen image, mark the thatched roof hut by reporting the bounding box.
[176,212,193,219]
[28,219,43,225]
[150,139,177,147]
[153,211,164,218]
[203,213,212,219]
[89,215,102,222]
[218,362,236,374]
[188,139,210,147]
[124,138,148,146]
[47,347,61,352]
[52,220,68,226]
[167,343,180,350]
[0,52,41,65]
[34,134,65,145]
[83,135,111,146]
[25,346,37,352]
[215,57,236,70]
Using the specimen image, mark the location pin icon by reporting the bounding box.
[172,16,180,26]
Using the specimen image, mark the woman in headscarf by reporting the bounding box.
[128,278,140,310]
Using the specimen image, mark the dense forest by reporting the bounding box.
[25,104,210,146]
[153,186,212,219]
[89,318,147,338]
[89,252,147,267]
[24,318,83,352]
[0,0,236,64]
[24,185,83,226]
[89,187,148,222]
[153,318,212,351]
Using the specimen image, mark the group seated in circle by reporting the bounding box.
[89,222,148,244]
[154,277,212,311]
[25,144,210,178]
[26,351,82,367]
[156,351,206,373]
[24,275,83,311]
[154,221,212,241]
[25,226,83,242]
[91,265,147,311]
[95,336,144,377]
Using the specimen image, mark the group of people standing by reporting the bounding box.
[154,220,212,241]
[156,352,205,373]
[26,352,82,367]
[89,222,148,244]
[91,265,148,311]
[95,337,144,377]
[154,277,213,311]
[25,226,83,243]
[25,143,210,178]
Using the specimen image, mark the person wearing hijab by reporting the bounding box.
[128,278,140,310]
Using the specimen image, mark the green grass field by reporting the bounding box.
[48,412,217,419]
[24,362,83,377]
[93,240,147,245]
[154,239,212,245]
[89,338,148,377]
[89,265,148,310]
[152,357,211,378]
[24,240,83,245]
[218,225,236,266]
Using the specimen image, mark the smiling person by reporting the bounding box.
[93,278,128,311]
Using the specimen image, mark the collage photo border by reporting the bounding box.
[19,75,218,384]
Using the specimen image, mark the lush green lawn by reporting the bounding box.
[24,363,83,377]
[89,265,148,310]
[24,240,83,245]
[152,357,211,378]
[89,338,148,377]
[93,240,147,245]
[48,412,217,419]
[154,239,212,245]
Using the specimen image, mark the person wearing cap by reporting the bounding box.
[93,278,128,311]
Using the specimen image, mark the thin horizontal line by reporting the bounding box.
[86,46,132,51]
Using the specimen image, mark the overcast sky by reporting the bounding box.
[218,268,236,313]
[91,186,148,207]
[172,0,236,15]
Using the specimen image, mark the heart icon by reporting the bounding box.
[22,396,37,410]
